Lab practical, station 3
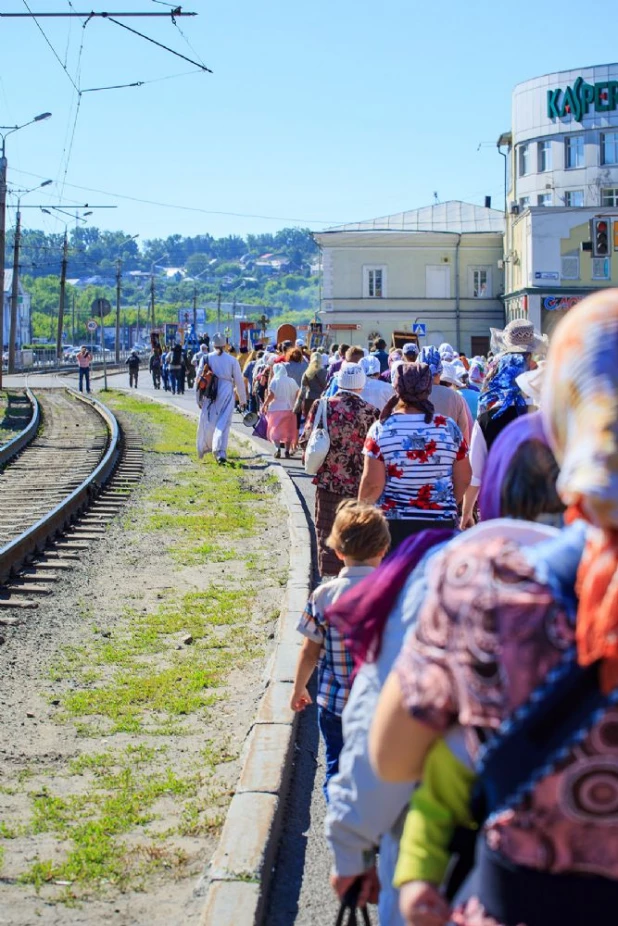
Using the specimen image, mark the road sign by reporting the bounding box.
[91,297,112,318]
[86,319,98,332]
[412,323,427,336]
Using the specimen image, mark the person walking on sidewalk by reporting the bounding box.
[76,346,92,393]
[149,349,162,389]
[126,350,140,388]
[291,501,390,798]
[196,333,247,465]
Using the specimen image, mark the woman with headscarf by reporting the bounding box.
[299,351,328,418]
[358,362,471,551]
[460,320,546,529]
[368,292,618,926]
[196,332,247,465]
[301,363,378,577]
[324,412,566,926]
[263,362,299,458]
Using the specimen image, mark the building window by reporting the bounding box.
[519,196,530,209]
[592,257,610,280]
[602,188,618,207]
[363,265,386,298]
[564,190,584,207]
[601,132,618,165]
[426,265,450,298]
[469,267,491,298]
[538,140,552,172]
[565,135,584,169]
[518,144,529,177]
[561,256,580,280]
[538,193,552,207]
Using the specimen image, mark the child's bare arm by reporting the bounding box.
[290,637,322,711]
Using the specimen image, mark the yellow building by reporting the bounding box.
[314,201,505,355]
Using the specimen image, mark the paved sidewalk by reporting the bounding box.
[5,369,339,926]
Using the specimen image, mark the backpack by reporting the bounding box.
[197,362,218,402]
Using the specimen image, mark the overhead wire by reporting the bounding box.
[21,0,80,92]
[11,167,342,225]
[105,16,212,73]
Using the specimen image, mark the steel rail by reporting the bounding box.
[0,388,122,584]
[0,389,40,468]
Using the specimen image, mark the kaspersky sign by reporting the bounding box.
[547,77,618,122]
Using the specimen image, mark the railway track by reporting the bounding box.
[0,387,142,609]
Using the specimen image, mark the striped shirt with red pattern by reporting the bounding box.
[363,412,468,521]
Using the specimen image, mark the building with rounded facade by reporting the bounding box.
[503,64,618,335]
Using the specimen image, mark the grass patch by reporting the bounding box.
[19,747,200,895]
[53,586,262,734]
[104,391,275,565]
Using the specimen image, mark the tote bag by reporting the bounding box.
[304,398,330,475]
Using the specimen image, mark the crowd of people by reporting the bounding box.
[280,303,616,926]
[142,309,618,924]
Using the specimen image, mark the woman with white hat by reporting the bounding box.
[300,363,378,577]
[461,319,547,528]
[196,333,247,465]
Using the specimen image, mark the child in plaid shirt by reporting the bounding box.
[291,500,390,799]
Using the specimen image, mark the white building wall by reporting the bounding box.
[511,64,618,209]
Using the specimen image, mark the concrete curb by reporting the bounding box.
[108,388,312,924]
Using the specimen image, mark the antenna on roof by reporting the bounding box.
[433,192,439,204]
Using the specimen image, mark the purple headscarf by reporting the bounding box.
[381,361,434,423]
[327,528,455,674]
[479,411,548,520]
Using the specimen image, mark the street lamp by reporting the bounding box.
[0,111,51,386]
[8,180,52,373]
[149,254,167,334]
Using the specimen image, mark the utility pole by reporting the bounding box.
[193,285,197,329]
[150,274,156,330]
[71,291,76,345]
[216,290,222,331]
[8,205,20,373]
[115,258,121,362]
[136,304,140,347]
[56,230,68,360]
[0,144,7,389]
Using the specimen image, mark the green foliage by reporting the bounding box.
[17,224,320,342]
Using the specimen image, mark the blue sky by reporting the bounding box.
[1,0,616,243]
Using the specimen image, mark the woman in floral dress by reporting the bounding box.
[300,363,378,577]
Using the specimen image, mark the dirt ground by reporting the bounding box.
[0,394,288,925]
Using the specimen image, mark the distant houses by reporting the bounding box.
[2,271,31,349]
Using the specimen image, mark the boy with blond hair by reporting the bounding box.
[291,501,390,798]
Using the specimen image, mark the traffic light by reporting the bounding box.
[592,217,610,257]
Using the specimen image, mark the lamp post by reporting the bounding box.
[0,112,51,387]
[149,254,167,332]
[8,179,52,373]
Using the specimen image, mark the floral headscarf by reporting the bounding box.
[542,290,618,693]
[381,361,434,423]
[477,352,529,419]
[419,345,443,377]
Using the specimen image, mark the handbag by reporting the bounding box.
[252,412,268,440]
[304,398,330,475]
[334,879,372,926]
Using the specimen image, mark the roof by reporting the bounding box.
[324,200,505,234]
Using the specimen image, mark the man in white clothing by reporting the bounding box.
[196,334,247,465]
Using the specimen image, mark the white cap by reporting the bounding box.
[296,338,305,347]
[338,362,366,392]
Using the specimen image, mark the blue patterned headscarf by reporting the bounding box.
[477,353,529,419]
[419,346,443,377]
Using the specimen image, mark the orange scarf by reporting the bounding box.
[569,505,618,693]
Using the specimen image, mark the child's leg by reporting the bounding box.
[318,707,344,802]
